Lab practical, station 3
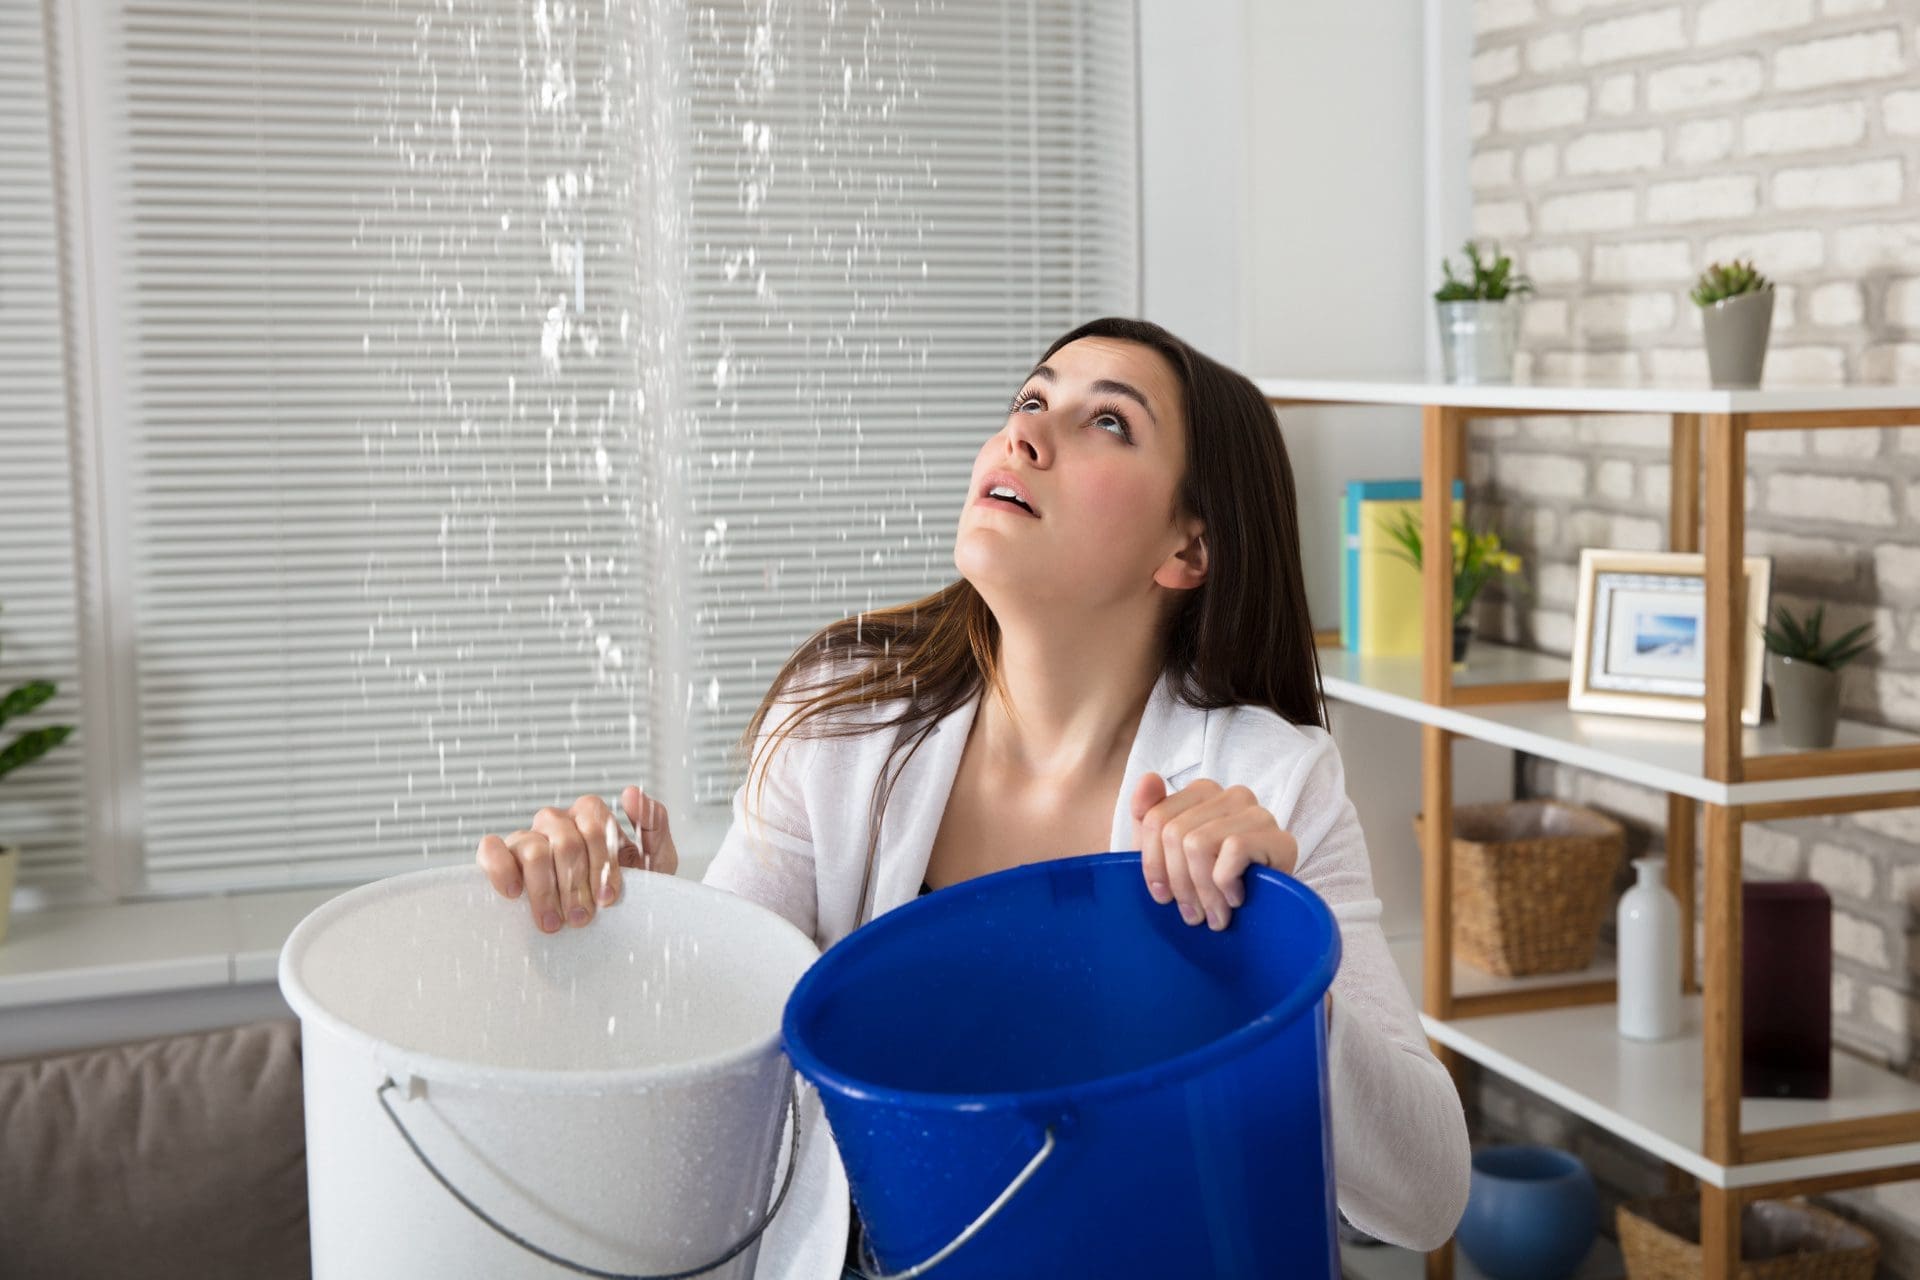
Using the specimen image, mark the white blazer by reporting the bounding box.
[704,665,1471,1275]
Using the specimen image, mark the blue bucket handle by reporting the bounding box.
[847,1120,1059,1280]
[375,1072,801,1280]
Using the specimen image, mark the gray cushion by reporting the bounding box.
[0,1017,309,1280]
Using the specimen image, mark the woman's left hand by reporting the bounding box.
[1130,773,1298,932]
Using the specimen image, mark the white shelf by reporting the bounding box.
[1318,641,1920,807]
[1258,374,1920,416]
[1342,1235,1623,1280]
[1388,935,1616,1003]
[1381,939,1920,1189]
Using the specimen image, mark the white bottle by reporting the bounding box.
[1617,856,1683,1041]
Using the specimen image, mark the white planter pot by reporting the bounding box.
[1436,300,1521,384]
[1617,856,1682,1042]
[0,844,16,946]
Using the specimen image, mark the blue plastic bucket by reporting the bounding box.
[783,851,1341,1279]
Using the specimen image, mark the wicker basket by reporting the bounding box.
[1618,1195,1879,1280]
[1412,799,1623,978]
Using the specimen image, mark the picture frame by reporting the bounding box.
[1568,549,1772,727]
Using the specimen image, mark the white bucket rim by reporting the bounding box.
[278,865,820,1094]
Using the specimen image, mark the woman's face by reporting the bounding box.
[955,336,1204,621]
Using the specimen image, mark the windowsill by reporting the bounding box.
[0,885,342,1010]
[0,828,729,1013]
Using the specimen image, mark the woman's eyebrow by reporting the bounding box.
[1025,364,1159,427]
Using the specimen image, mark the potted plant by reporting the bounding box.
[1434,240,1533,384]
[1,601,73,943]
[1690,258,1774,388]
[1759,604,1872,750]
[1382,510,1523,663]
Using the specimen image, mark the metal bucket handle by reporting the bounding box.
[375,1072,801,1280]
[844,1121,1057,1280]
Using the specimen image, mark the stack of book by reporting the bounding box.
[1339,479,1464,655]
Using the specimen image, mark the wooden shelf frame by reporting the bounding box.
[1276,388,1920,1280]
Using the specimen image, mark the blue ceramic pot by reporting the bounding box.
[1454,1145,1598,1280]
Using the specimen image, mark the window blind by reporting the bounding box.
[680,0,1139,808]
[99,0,658,893]
[0,0,89,902]
[55,0,1136,895]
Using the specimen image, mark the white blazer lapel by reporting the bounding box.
[858,687,981,922]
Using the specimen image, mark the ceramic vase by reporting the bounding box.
[1768,652,1840,750]
[1701,289,1774,388]
[1437,300,1521,384]
[1617,855,1682,1042]
[1455,1145,1599,1280]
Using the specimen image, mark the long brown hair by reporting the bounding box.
[734,317,1324,917]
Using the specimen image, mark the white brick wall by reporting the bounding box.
[1591,238,1694,283]
[1742,101,1869,154]
[1645,174,1758,223]
[1539,187,1639,232]
[1564,126,1665,174]
[1645,56,1762,111]
[1673,117,1734,164]
[1498,83,1591,132]
[1578,9,1687,64]
[1696,0,1813,44]
[1467,2,1920,1261]
[1772,28,1905,90]
[1772,159,1904,211]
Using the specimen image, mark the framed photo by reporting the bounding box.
[1569,549,1772,727]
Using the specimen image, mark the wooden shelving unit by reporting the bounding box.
[1261,376,1920,1280]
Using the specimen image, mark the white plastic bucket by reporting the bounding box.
[278,866,821,1280]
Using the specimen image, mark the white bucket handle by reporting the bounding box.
[845,1123,1057,1280]
[375,1073,802,1280]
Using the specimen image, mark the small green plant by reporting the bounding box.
[1690,259,1772,308]
[0,602,72,785]
[1434,240,1533,303]
[1382,510,1524,623]
[1759,603,1874,672]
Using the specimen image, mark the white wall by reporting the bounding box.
[1136,0,1249,367]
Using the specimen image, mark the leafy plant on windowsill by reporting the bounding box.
[1,601,74,791]
[1433,240,1534,303]
[1381,509,1524,624]
[1759,604,1873,672]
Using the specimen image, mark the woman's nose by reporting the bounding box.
[1006,412,1050,465]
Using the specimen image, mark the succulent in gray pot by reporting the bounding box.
[1434,240,1532,384]
[1759,604,1873,751]
[1691,259,1774,388]
[1,600,74,943]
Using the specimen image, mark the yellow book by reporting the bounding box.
[1357,492,1464,655]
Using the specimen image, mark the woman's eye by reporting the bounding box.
[1014,396,1041,413]
[1095,413,1127,438]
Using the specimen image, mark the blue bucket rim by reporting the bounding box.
[782,850,1340,1113]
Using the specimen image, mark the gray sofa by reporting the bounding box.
[0,1018,309,1280]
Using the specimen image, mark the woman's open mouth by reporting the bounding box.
[977,473,1040,517]
[979,491,1037,517]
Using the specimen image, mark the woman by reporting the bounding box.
[477,317,1471,1267]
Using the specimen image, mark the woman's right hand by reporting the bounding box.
[476,786,679,933]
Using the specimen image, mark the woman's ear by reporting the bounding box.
[1156,524,1208,591]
